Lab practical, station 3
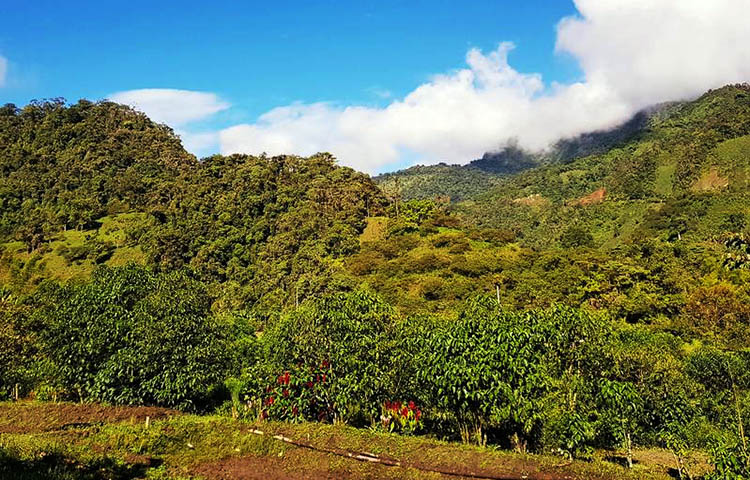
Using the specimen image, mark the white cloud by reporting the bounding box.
[107,88,229,157]
[557,0,750,109]
[176,130,219,157]
[218,0,750,174]
[107,88,229,126]
[0,55,8,87]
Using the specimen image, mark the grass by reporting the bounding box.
[0,214,149,292]
[0,401,707,480]
[654,160,676,197]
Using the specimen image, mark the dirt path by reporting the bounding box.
[0,401,178,434]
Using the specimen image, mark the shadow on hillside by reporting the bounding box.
[0,448,160,480]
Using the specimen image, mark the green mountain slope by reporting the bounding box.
[0,99,196,247]
[457,84,750,248]
[373,104,663,201]
[0,100,386,310]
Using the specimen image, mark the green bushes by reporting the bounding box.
[4,264,750,479]
[418,298,553,448]
[260,291,404,424]
[245,292,625,456]
[0,292,38,399]
[35,265,230,409]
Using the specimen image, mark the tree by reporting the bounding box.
[598,379,643,468]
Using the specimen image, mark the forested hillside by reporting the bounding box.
[0,99,386,311]
[2,86,750,478]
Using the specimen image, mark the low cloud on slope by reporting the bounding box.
[110,1,750,173]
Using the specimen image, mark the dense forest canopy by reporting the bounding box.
[2,85,750,477]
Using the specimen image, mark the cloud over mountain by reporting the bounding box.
[218,0,750,173]
[108,88,229,157]
[108,89,229,126]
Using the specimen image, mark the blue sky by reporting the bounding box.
[1,1,578,116]
[1,1,748,173]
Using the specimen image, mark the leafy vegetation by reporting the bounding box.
[3,86,750,478]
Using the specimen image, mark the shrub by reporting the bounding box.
[707,437,750,480]
[419,276,447,300]
[0,292,38,399]
[381,400,423,434]
[258,362,334,423]
[559,225,594,248]
[417,297,553,448]
[37,265,230,410]
[262,290,403,425]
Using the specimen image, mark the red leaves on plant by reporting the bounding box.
[408,400,415,410]
[322,360,329,368]
[306,381,313,388]
[292,406,299,416]
[282,389,290,398]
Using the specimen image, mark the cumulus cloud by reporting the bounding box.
[219,0,750,173]
[177,130,220,155]
[108,88,230,157]
[557,0,750,109]
[0,55,8,87]
[108,88,229,126]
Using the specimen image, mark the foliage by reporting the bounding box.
[380,400,423,434]
[36,265,230,409]
[598,379,643,468]
[5,88,750,476]
[261,290,402,425]
[258,362,334,423]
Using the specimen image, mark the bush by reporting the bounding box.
[0,293,39,399]
[559,225,594,248]
[417,297,552,448]
[258,362,334,423]
[261,290,405,425]
[37,265,230,410]
[419,276,447,300]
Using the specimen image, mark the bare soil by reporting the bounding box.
[0,401,179,434]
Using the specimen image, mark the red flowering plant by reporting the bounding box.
[258,360,334,423]
[380,400,423,434]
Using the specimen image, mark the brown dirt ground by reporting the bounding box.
[575,187,607,206]
[191,451,573,480]
[191,425,580,480]
[0,401,179,434]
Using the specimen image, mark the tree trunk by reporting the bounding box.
[626,431,633,468]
